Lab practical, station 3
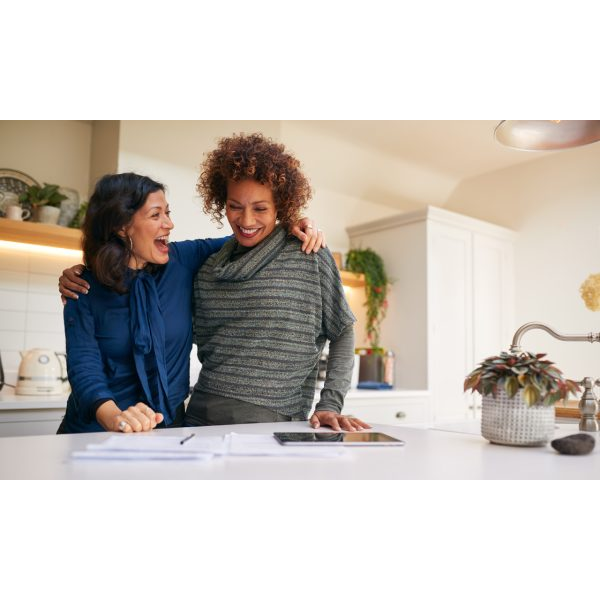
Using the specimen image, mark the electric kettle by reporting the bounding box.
[16,348,70,396]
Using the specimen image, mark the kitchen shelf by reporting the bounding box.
[0,218,81,250]
[340,270,365,287]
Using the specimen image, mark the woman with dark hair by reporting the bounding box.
[185,133,370,431]
[58,172,323,434]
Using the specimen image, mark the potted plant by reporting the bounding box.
[19,183,67,224]
[345,248,389,349]
[464,351,580,446]
[346,248,391,386]
[68,201,88,229]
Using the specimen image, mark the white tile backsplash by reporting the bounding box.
[0,247,67,360]
[0,289,27,311]
[26,311,64,333]
[0,270,28,291]
[28,253,77,275]
[0,310,27,331]
[0,250,29,272]
[28,273,62,294]
[0,350,21,373]
[24,331,66,352]
[0,330,26,351]
[26,292,63,314]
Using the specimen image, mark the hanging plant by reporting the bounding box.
[346,248,389,349]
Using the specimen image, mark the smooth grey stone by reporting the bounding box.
[551,433,596,455]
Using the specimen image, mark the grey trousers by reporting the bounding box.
[185,389,301,426]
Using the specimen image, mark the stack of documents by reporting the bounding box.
[71,434,222,461]
[72,432,348,461]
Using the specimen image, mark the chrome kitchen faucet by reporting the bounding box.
[509,321,600,432]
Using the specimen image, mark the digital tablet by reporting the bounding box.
[273,432,405,446]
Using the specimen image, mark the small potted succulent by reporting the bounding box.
[464,351,580,446]
[19,183,67,224]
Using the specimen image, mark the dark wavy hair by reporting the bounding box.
[197,133,312,230]
[82,172,165,293]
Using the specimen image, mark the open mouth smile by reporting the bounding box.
[237,226,263,238]
[154,235,170,253]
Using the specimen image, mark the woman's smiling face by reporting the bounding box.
[225,179,277,247]
[124,190,174,269]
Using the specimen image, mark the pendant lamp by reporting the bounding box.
[494,120,600,151]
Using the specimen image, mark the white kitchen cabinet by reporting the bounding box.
[0,391,67,437]
[342,390,431,426]
[0,408,65,436]
[347,206,515,422]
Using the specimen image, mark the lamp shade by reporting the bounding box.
[494,120,600,151]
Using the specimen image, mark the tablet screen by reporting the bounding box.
[273,432,405,446]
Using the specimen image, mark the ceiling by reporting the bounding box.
[302,120,548,181]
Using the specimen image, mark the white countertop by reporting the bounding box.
[0,387,69,410]
[0,419,596,480]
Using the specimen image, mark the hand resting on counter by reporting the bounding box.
[309,411,371,432]
[96,400,164,433]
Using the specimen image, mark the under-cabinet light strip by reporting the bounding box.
[0,240,82,258]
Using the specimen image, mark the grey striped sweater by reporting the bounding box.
[192,225,355,418]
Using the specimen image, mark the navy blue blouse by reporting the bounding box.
[61,238,227,433]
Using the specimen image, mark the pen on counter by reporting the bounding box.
[180,433,195,445]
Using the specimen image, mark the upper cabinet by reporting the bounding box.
[347,206,516,422]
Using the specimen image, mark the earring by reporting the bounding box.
[127,236,133,252]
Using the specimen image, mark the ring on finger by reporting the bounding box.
[118,420,127,431]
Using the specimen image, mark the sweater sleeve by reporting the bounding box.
[63,294,116,423]
[315,325,355,413]
[318,248,356,340]
[314,248,356,413]
[170,237,230,273]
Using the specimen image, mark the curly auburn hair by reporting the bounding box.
[197,133,312,230]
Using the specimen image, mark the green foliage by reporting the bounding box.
[19,183,67,208]
[69,201,88,229]
[346,248,389,349]
[464,351,580,407]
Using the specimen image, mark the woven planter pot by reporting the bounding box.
[481,389,555,446]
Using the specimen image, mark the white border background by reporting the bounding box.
[2,1,599,597]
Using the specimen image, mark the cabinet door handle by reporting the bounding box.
[395,411,406,419]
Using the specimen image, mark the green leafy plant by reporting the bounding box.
[464,351,580,406]
[69,201,88,228]
[19,183,67,208]
[346,248,389,349]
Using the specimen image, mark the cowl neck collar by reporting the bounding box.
[211,225,287,282]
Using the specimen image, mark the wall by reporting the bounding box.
[0,120,92,202]
[89,120,120,195]
[445,142,600,381]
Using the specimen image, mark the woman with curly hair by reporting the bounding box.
[185,133,370,431]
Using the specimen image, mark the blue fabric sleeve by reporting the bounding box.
[63,294,115,423]
[170,237,230,272]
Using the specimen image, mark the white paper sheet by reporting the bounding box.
[71,450,213,461]
[71,432,348,461]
